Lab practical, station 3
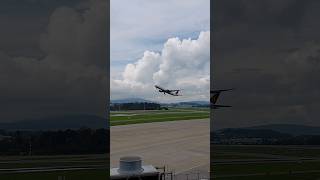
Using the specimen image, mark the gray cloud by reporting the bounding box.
[212,0,320,129]
[0,0,107,122]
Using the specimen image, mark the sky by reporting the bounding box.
[0,0,107,122]
[110,0,210,102]
[212,0,320,129]
[4,0,320,130]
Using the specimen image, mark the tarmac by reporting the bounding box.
[110,119,210,175]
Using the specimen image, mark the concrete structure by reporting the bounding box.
[111,119,210,175]
[110,156,159,180]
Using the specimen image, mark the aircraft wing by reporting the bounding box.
[155,85,165,90]
[210,88,233,108]
[211,88,234,93]
[211,104,232,109]
[168,90,181,96]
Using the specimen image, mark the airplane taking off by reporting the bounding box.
[155,85,182,96]
[211,88,233,109]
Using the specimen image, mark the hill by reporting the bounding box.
[216,128,291,138]
[247,124,320,136]
[111,98,154,104]
[0,114,107,131]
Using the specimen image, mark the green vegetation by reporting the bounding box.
[0,129,108,156]
[212,145,320,179]
[215,172,320,180]
[213,161,320,176]
[0,169,108,180]
[110,107,210,126]
[0,154,108,179]
[213,145,320,158]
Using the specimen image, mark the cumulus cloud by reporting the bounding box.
[111,31,210,102]
[0,0,107,122]
[212,0,320,129]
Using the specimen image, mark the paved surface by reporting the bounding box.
[110,119,210,174]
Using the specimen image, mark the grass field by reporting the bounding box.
[212,145,320,179]
[216,172,320,180]
[0,169,108,180]
[0,154,108,180]
[110,107,210,126]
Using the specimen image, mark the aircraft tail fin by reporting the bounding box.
[211,88,234,93]
[210,92,221,104]
[210,88,233,108]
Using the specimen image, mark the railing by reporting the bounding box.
[156,166,209,180]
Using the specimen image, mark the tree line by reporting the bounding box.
[0,128,108,156]
[110,102,161,111]
[211,131,320,145]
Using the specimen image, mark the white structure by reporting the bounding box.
[110,156,159,180]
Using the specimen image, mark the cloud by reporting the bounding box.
[0,0,107,122]
[110,0,210,66]
[213,41,320,128]
[111,31,210,102]
[212,0,320,129]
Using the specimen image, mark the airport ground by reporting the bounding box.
[0,108,209,179]
[0,154,108,179]
[5,108,320,179]
[212,145,320,179]
[111,118,210,178]
[110,107,210,126]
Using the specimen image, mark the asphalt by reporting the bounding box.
[110,119,210,174]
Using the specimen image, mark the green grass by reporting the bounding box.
[0,154,108,179]
[213,145,320,158]
[110,108,209,126]
[0,169,108,180]
[212,145,320,179]
[215,172,320,180]
[0,161,107,169]
[213,161,320,176]
[110,107,209,114]
[0,154,107,167]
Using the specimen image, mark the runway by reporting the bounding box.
[110,119,210,174]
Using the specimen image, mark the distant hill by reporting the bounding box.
[247,124,320,136]
[166,101,210,107]
[216,128,291,138]
[111,98,154,104]
[214,124,320,145]
[0,114,107,131]
[216,124,320,136]
[177,101,210,106]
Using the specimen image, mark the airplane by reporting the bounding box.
[155,85,182,96]
[211,88,233,109]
